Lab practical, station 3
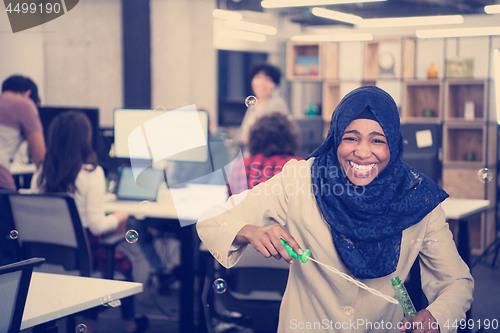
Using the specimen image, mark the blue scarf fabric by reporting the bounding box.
[309,86,448,279]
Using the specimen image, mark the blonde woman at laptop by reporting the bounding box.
[30,111,148,333]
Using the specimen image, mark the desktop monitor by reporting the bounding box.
[38,106,100,151]
[113,108,209,162]
[400,123,442,183]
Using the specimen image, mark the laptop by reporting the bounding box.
[115,166,164,202]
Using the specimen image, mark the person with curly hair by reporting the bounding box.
[229,112,302,194]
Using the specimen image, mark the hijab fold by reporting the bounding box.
[309,86,448,279]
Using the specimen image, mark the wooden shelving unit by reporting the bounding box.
[286,41,338,81]
[402,80,442,123]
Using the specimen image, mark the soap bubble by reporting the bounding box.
[101,295,112,305]
[245,95,258,109]
[75,324,87,333]
[135,200,152,220]
[9,230,18,239]
[411,238,422,251]
[477,168,493,183]
[425,239,439,253]
[155,105,167,111]
[213,278,227,294]
[125,230,139,243]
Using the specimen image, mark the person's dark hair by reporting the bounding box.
[1,74,41,105]
[38,111,97,193]
[249,63,282,86]
[248,112,300,157]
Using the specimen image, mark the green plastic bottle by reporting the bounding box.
[391,276,417,321]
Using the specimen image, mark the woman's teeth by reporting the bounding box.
[349,161,375,173]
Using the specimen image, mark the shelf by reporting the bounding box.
[363,38,415,80]
[286,41,338,81]
[444,79,488,121]
[443,125,484,164]
[402,80,442,122]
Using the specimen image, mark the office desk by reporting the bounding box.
[105,184,228,333]
[441,198,490,267]
[21,272,143,330]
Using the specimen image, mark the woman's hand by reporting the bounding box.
[400,309,440,333]
[235,224,302,264]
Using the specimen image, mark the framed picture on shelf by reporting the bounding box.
[445,59,474,78]
[294,55,319,76]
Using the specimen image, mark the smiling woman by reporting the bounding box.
[197,86,473,333]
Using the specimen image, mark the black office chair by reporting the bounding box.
[203,247,289,333]
[0,257,45,333]
[1,192,127,332]
[2,192,123,279]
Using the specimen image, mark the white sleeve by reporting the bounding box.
[79,166,119,235]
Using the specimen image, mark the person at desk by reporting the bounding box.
[0,74,45,190]
[30,111,148,333]
[240,63,290,146]
[198,86,473,333]
[229,112,303,195]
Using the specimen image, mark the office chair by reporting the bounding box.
[203,246,289,333]
[2,192,123,279]
[0,257,45,333]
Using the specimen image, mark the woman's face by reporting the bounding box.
[251,71,276,100]
[337,118,390,186]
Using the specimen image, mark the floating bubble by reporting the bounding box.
[101,295,112,305]
[75,324,87,333]
[125,230,139,243]
[9,230,18,239]
[49,296,61,309]
[213,278,227,294]
[245,95,258,109]
[135,200,152,220]
[477,168,493,183]
[426,239,439,253]
[411,238,422,251]
[155,105,167,112]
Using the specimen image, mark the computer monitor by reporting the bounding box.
[113,108,209,162]
[294,116,325,158]
[400,123,442,183]
[38,106,100,151]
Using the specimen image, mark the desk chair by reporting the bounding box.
[1,192,126,332]
[0,257,45,333]
[203,246,289,333]
[2,192,123,279]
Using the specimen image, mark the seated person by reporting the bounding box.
[229,112,303,195]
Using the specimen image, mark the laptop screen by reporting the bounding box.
[116,166,164,201]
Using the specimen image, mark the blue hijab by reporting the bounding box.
[309,86,448,279]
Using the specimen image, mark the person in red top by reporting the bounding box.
[229,112,302,195]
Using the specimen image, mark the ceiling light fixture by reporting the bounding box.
[212,9,243,20]
[218,29,267,42]
[416,26,500,38]
[225,20,278,35]
[290,32,373,41]
[261,0,386,9]
[358,15,463,28]
[485,5,500,14]
[311,7,362,25]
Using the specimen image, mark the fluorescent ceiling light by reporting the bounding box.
[416,26,500,39]
[290,32,373,41]
[212,9,243,20]
[261,0,386,9]
[219,29,267,42]
[311,7,362,25]
[485,5,500,14]
[225,20,277,35]
[359,15,463,28]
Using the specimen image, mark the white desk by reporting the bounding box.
[105,183,228,333]
[21,272,143,330]
[10,163,36,175]
[441,198,490,220]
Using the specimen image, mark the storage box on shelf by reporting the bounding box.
[286,41,338,81]
[401,80,442,123]
[441,79,497,255]
[363,38,415,80]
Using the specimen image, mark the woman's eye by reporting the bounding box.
[372,138,386,144]
[342,137,357,142]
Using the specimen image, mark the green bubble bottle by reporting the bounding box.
[391,276,417,321]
